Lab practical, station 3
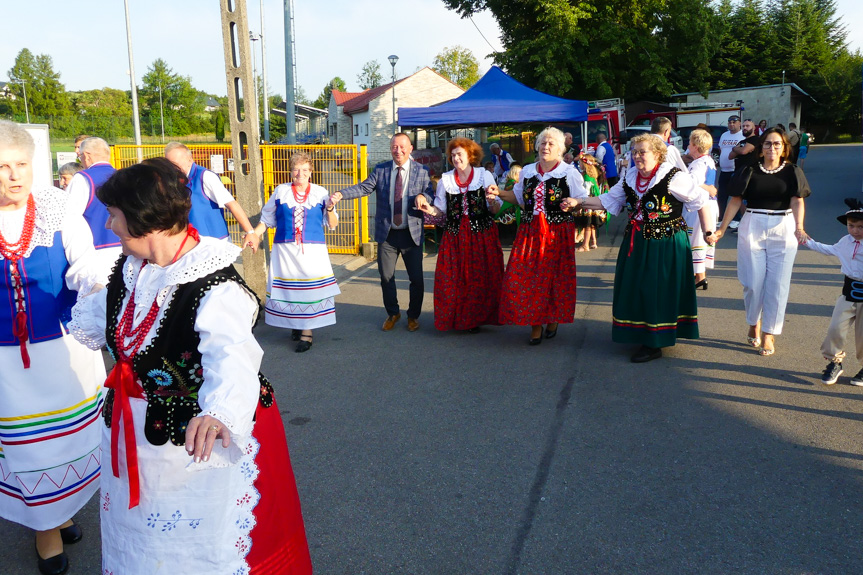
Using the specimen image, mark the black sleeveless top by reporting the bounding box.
[103,256,275,447]
[623,168,687,239]
[443,186,496,234]
[521,174,575,225]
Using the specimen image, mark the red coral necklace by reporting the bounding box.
[0,195,37,368]
[635,164,660,194]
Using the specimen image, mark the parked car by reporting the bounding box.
[676,125,725,166]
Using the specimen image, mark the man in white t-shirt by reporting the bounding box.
[717,115,745,226]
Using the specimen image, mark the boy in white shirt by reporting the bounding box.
[806,207,863,384]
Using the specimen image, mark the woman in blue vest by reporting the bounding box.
[70,157,313,574]
[0,120,105,575]
[249,152,341,352]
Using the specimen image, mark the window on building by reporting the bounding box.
[365,123,369,136]
[354,124,359,136]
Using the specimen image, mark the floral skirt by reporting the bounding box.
[612,228,698,348]
[499,217,577,326]
[434,215,504,330]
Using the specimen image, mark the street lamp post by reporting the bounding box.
[388,54,398,135]
[12,79,30,124]
[158,81,165,142]
[250,31,260,132]
[260,0,270,142]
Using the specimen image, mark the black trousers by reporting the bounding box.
[378,228,424,319]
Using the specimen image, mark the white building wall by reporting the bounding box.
[682,86,803,128]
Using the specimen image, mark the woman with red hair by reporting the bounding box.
[417,137,504,331]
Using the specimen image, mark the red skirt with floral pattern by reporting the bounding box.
[434,215,504,330]
[499,217,577,326]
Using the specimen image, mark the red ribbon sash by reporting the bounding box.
[104,358,145,508]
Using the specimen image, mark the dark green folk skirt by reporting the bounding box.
[612,228,698,348]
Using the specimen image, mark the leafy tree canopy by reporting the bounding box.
[433,45,481,89]
[357,60,383,90]
[313,76,347,109]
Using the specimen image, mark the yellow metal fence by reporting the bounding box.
[111,144,368,255]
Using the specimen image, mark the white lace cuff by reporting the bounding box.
[183,410,248,472]
[69,291,108,350]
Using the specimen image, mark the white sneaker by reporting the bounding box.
[851,368,863,386]
[729,221,740,230]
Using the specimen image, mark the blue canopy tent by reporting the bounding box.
[398,66,589,128]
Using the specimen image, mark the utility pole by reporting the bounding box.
[219,0,267,298]
[283,0,296,144]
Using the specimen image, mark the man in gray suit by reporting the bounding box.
[331,133,434,332]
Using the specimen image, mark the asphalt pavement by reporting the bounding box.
[3,144,862,574]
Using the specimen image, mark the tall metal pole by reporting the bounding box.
[18,80,30,124]
[388,55,399,135]
[124,0,142,146]
[260,0,270,142]
[283,0,296,144]
[158,82,165,142]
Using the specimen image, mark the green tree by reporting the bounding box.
[441,0,721,101]
[313,76,347,109]
[214,108,226,142]
[6,48,71,120]
[140,59,207,136]
[70,88,134,140]
[433,46,480,89]
[357,60,383,90]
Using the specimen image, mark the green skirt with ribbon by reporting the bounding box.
[612,227,698,348]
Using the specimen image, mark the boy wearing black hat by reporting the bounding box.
[805,207,863,384]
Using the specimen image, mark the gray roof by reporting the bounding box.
[673,82,814,101]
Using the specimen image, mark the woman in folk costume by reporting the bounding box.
[493,127,588,345]
[69,158,312,575]
[249,152,340,353]
[0,120,105,575]
[416,137,504,332]
[565,133,711,363]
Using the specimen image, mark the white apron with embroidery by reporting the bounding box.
[70,237,264,575]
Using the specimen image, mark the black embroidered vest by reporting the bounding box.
[103,256,275,447]
[623,168,686,240]
[443,187,496,234]
[520,175,575,225]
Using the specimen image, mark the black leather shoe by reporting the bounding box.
[60,522,82,544]
[529,329,544,346]
[295,336,313,353]
[631,345,662,363]
[36,546,69,575]
[291,329,301,341]
[545,328,558,339]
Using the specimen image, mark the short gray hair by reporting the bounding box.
[0,120,35,158]
[534,126,566,156]
[489,143,500,151]
[80,136,111,159]
[164,141,192,158]
[59,162,83,177]
[289,151,313,171]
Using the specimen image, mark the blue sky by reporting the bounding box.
[2,0,861,102]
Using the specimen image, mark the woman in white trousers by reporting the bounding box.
[713,127,811,355]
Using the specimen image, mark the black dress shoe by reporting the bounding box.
[529,329,544,345]
[631,345,662,363]
[36,546,69,575]
[60,522,82,544]
[291,329,301,341]
[545,328,558,339]
[295,336,313,353]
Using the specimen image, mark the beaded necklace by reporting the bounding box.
[292,182,311,204]
[759,161,786,175]
[0,194,37,368]
[454,168,474,214]
[635,163,660,194]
